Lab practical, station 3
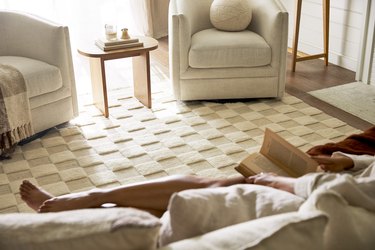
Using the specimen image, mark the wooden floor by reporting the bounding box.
[151,37,372,131]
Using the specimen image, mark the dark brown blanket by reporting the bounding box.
[307,126,375,156]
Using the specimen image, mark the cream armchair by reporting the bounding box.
[0,10,78,133]
[169,0,288,100]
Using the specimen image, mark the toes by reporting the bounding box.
[19,186,28,194]
[22,180,30,184]
[20,180,34,192]
[22,180,31,187]
[19,187,31,200]
[19,184,28,192]
[23,180,37,190]
[20,190,28,198]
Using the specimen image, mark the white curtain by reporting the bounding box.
[0,0,170,51]
[0,0,144,46]
[0,0,169,94]
[0,0,136,94]
[130,0,169,39]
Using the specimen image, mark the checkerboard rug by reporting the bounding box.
[0,65,361,213]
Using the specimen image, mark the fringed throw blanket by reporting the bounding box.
[0,64,34,158]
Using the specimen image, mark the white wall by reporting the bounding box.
[360,0,375,86]
[281,0,365,71]
[370,47,375,84]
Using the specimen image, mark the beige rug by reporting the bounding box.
[0,66,361,213]
[309,82,375,124]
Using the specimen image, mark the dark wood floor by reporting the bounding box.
[152,37,373,131]
[286,55,372,131]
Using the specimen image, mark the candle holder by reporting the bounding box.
[121,28,130,40]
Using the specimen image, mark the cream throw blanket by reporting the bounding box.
[0,64,34,155]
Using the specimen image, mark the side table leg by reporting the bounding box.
[133,52,152,108]
[89,57,109,117]
[291,0,302,72]
[323,0,330,66]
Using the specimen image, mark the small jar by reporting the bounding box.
[105,24,117,40]
[121,28,130,40]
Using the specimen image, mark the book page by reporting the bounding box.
[235,153,290,177]
[260,128,318,177]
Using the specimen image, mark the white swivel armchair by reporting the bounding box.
[0,10,78,133]
[169,0,288,101]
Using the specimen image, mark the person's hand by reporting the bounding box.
[245,172,295,194]
[311,154,354,172]
[245,172,277,186]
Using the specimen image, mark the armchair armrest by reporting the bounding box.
[249,0,288,68]
[248,0,288,97]
[170,0,213,35]
[171,0,215,98]
[169,0,214,71]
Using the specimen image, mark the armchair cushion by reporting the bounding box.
[210,0,252,32]
[189,28,271,68]
[0,56,62,98]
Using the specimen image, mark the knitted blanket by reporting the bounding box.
[0,64,34,157]
[307,126,375,156]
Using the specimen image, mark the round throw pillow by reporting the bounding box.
[210,0,252,32]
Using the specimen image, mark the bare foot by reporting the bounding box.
[38,189,105,213]
[19,180,53,212]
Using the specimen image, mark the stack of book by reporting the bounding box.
[95,37,143,51]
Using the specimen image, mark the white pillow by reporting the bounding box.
[210,0,252,31]
[159,184,304,246]
[160,211,327,250]
[0,208,161,250]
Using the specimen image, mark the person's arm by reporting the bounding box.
[331,152,375,172]
[246,173,297,194]
[295,153,375,200]
[246,153,375,196]
[311,152,374,172]
[311,154,354,172]
[246,169,375,213]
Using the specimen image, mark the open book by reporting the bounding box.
[235,128,318,177]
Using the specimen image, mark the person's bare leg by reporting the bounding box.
[38,175,246,213]
[19,180,53,211]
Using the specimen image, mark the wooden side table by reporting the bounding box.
[291,0,330,72]
[78,36,158,117]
